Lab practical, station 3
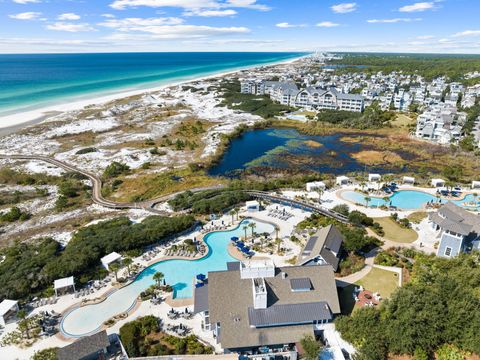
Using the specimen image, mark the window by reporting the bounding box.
[444,247,452,257]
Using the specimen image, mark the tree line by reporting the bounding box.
[0,215,195,300]
[335,252,480,359]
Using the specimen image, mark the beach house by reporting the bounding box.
[295,224,344,271]
[194,260,340,354]
[429,202,480,258]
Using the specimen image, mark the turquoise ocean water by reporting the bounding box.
[0,52,305,119]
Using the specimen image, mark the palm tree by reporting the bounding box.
[274,224,280,240]
[360,182,367,192]
[234,207,240,220]
[17,309,30,339]
[229,209,235,224]
[243,225,248,240]
[153,271,164,288]
[249,222,256,237]
[110,262,120,282]
[316,188,324,203]
[123,257,133,277]
[382,196,390,207]
[364,196,371,208]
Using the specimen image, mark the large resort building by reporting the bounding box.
[429,202,480,258]
[240,79,364,112]
[194,259,341,354]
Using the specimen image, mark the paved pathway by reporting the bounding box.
[0,154,224,215]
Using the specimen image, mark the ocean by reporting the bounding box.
[0,52,305,118]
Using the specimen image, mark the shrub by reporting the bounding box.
[103,162,130,179]
[75,147,97,155]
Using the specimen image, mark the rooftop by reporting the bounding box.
[296,224,343,270]
[57,330,110,360]
[207,264,340,349]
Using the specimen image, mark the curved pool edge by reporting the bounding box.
[337,188,479,211]
[59,217,273,338]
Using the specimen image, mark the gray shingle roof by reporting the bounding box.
[207,264,339,350]
[193,284,209,314]
[430,202,479,236]
[296,224,343,270]
[248,301,332,327]
[227,262,241,271]
[57,330,109,360]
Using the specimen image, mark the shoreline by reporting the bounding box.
[0,54,307,133]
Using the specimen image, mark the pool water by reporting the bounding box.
[341,190,479,210]
[61,219,274,337]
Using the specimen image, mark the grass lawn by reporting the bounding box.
[407,211,428,224]
[391,113,416,128]
[356,267,400,299]
[373,217,418,243]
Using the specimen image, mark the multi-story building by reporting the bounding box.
[194,259,341,354]
[415,104,467,144]
[293,87,364,112]
[429,202,480,258]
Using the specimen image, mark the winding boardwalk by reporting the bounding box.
[0,154,224,215]
[0,155,350,223]
[247,190,350,223]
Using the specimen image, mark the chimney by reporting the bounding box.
[252,278,268,309]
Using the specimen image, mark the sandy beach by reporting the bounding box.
[0,55,305,133]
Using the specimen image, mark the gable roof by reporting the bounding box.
[296,224,343,270]
[57,331,109,360]
[430,202,480,236]
[207,264,340,349]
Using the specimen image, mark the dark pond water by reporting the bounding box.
[208,128,409,177]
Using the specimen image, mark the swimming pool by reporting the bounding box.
[60,218,274,338]
[341,190,479,210]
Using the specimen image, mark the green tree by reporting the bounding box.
[229,209,235,224]
[123,257,133,277]
[299,335,321,360]
[55,195,69,212]
[413,347,429,360]
[17,309,31,339]
[242,225,248,241]
[110,262,120,282]
[32,348,58,360]
[248,222,257,238]
[274,224,280,240]
[364,196,372,208]
[436,344,466,360]
[153,272,164,288]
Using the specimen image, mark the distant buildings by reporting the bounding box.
[239,55,478,147]
[240,80,364,112]
[415,104,467,144]
[194,259,340,354]
[429,202,480,258]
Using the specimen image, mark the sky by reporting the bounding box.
[1,0,480,54]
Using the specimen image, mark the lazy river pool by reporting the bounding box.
[341,190,479,210]
[60,218,274,338]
